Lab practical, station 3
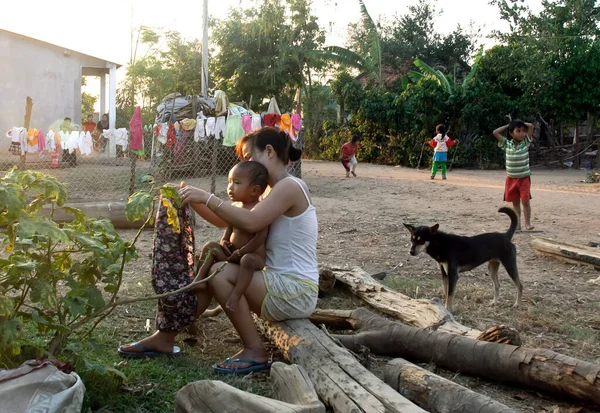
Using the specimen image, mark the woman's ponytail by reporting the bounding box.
[288,141,302,162]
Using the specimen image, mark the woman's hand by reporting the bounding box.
[178,183,210,206]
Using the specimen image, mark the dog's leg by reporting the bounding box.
[501,251,523,308]
[438,263,449,305]
[445,264,459,312]
[488,260,501,306]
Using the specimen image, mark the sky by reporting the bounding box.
[2,0,542,109]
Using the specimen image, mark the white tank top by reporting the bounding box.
[265,177,319,284]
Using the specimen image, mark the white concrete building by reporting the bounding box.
[0,28,120,139]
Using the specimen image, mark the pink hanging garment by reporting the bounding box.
[129,106,144,154]
[37,130,45,157]
[291,114,302,134]
[241,114,252,133]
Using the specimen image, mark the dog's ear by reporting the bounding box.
[430,224,439,234]
[403,223,414,233]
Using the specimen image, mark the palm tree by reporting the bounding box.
[319,0,382,84]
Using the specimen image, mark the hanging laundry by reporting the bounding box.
[263,113,281,128]
[114,128,129,151]
[215,116,226,140]
[194,112,206,142]
[223,112,245,147]
[7,127,27,156]
[214,90,229,116]
[205,117,216,138]
[166,122,177,147]
[77,132,93,156]
[280,114,293,138]
[241,114,252,134]
[157,122,168,145]
[27,128,39,147]
[129,106,144,156]
[251,114,262,131]
[267,97,281,115]
[180,118,196,131]
[37,130,45,155]
[45,130,56,152]
[291,113,302,136]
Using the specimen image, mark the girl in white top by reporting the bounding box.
[120,127,318,374]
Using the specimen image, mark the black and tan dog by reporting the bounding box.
[403,207,523,311]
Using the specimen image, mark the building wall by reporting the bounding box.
[0,31,109,150]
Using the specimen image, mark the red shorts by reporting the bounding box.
[504,176,532,202]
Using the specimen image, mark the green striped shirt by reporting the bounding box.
[498,136,531,178]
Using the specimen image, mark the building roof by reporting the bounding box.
[0,28,123,68]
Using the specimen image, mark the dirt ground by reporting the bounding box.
[116,160,600,413]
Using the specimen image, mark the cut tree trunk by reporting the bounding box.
[255,317,426,413]
[384,358,517,413]
[174,362,325,413]
[326,308,600,405]
[532,238,600,270]
[330,267,521,344]
[318,267,336,295]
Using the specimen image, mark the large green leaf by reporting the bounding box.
[29,280,59,309]
[320,46,369,72]
[358,0,381,82]
[0,295,15,317]
[16,214,68,243]
[0,318,22,345]
[0,183,27,224]
[126,191,154,222]
[63,229,106,254]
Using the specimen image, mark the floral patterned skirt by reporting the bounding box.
[152,198,197,331]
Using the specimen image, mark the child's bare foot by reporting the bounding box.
[351,171,357,177]
[524,225,535,230]
[442,176,447,180]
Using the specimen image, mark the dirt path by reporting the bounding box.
[118,161,600,412]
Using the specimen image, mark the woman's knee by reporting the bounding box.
[239,254,263,269]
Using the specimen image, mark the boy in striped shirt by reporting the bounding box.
[493,119,535,230]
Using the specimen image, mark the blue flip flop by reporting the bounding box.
[212,358,272,375]
[117,342,181,358]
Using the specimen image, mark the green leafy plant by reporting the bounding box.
[0,170,183,368]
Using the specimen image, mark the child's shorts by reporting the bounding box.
[260,270,318,322]
[504,176,532,202]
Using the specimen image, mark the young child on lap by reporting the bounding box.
[195,161,269,312]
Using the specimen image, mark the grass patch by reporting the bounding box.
[382,276,441,298]
[557,324,598,344]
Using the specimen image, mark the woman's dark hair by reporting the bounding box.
[351,133,360,144]
[436,124,446,135]
[234,161,269,193]
[507,119,526,137]
[236,127,302,164]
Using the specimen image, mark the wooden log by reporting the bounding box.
[41,201,156,229]
[331,267,490,340]
[317,267,336,295]
[255,317,426,413]
[328,308,600,405]
[532,238,600,269]
[384,358,517,413]
[174,362,325,413]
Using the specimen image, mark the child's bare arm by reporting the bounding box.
[220,226,234,255]
[525,122,534,140]
[228,227,268,262]
[493,124,508,143]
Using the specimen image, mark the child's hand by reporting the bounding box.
[220,240,233,256]
[227,250,242,263]
[226,294,240,312]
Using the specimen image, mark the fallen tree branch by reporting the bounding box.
[384,358,517,413]
[255,316,426,413]
[175,362,326,413]
[532,238,600,270]
[327,308,600,405]
[325,267,521,344]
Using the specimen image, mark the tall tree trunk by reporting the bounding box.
[326,308,600,405]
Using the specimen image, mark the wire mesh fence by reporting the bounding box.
[1,119,303,203]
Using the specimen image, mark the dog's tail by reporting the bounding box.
[499,207,519,239]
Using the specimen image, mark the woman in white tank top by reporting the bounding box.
[119,127,318,375]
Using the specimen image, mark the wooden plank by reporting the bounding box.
[532,238,600,269]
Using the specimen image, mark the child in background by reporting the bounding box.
[493,119,535,230]
[194,161,269,312]
[340,134,360,178]
[427,124,458,180]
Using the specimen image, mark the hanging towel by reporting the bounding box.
[166,122,177,147]
[241,114,252,134]
[181,118,196,131]
[267,97,281,115]
[292,114,302,134]
[129,106,144,153]
[223,113,245,147]
[194,113,206,142]
[263,113,281,128]
[251,114,262,131]
[214,90,229,116]
[280,114,293,137]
